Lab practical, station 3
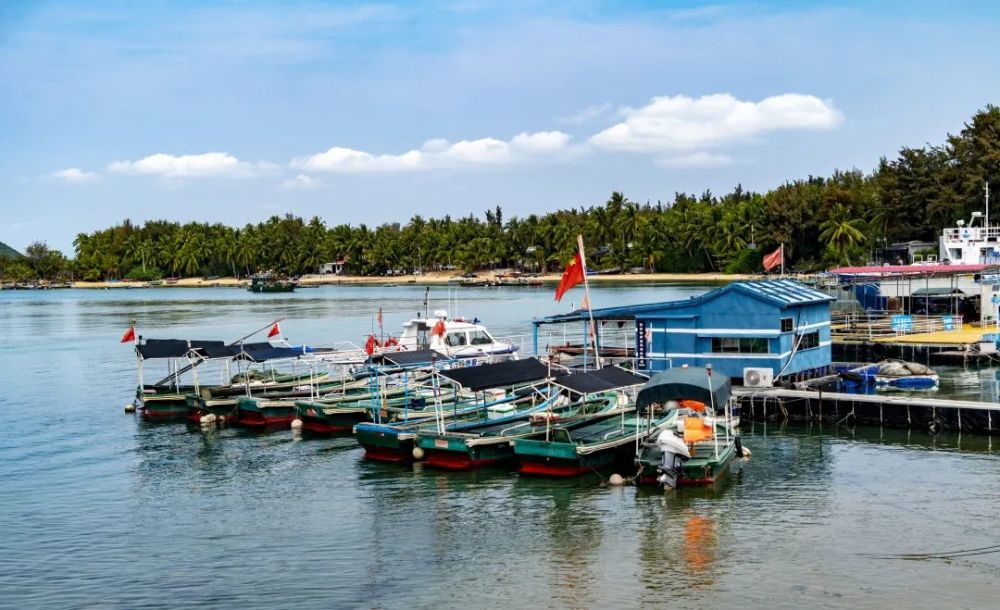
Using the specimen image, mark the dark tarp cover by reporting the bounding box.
[553,367,647,394]
[200,344,244,359]
[635,367,731,411]
[198,342,315,361]
[368,349,448,366]
[239,346,308,362]
[439,357,549,391]
[137,339,224,359]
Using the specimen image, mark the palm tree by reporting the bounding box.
[819,203,867,263]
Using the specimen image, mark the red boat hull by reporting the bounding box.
[236,410,294,428]
[300,417,352,435]
[518,459,592,477]
[423,450,504,471]
[362,445,413,463]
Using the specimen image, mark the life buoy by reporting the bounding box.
[365,334,378,355]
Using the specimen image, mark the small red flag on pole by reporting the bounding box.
[267,322,281,338]
[377,307,383,326]
[554,252,585,302]
[120,325,135,343]
[763,244,784,272]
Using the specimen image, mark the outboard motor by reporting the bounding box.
[654,429,691,488]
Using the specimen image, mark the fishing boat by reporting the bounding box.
[131,338,228,419]
[356,358,553,463]
[512,368,681,477]
[247,272,296,293]
[185,343,337,423]
[295,350,450,434]
[634,366,742,488]
[235,396,300,428]
[417,366,647,470]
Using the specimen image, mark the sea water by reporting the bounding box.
[2,285,999,609]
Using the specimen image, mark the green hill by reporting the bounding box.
[0,241,23,259]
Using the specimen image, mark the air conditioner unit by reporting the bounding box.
[743,367,774,388]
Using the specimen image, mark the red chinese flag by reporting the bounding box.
[120,326,135,343]
[763,246,783,272]
[377,307,383,326]
[554,253,585,302]
[267,323,281,338]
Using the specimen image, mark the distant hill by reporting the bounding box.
[0,241,22,259]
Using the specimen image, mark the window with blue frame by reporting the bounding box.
[799,331,820,350]
[711,337,770,353]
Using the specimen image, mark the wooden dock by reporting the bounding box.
[734,387,1000,434]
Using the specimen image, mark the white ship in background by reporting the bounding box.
[939,183,1000,265]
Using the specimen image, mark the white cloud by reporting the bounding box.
[291,131,572,173]
[107,152,273,178]
[50,167,101,183]
[556,103,613,125]
[280,174,323,190]
[654,152,732,169]
[589,93,843,152]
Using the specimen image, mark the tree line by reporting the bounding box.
[5,105,1000,282]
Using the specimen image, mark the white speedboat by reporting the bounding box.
[397,310,519,361]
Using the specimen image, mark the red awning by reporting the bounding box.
[828,264,989,275]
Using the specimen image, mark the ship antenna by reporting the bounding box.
[986,180,991,230]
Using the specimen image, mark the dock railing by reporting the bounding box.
[831,312,964,342]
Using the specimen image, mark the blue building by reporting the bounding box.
[533,279,834,381]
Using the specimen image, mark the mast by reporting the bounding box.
[986,181,991,230]
[577,234,602,369]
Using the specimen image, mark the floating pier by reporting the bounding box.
[735,387,1000,434]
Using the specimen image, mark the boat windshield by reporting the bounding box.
[445,332,468,347]
[468,330,493,346]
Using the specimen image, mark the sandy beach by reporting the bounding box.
[70,270,758,289]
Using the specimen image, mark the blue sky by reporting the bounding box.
[3,0,1000,253]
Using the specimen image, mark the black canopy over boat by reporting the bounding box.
[635,367,731,413]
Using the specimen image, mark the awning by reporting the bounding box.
[635,367,731,411]
[137,339,224,359]
[368,349,449,366]
[553,367,647,394]
[200,344,244,359]
[439,357,549,391]
[238,346,308,362]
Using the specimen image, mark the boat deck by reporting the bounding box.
[872,327,987,346]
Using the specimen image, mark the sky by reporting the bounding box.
[3,0,1000,254]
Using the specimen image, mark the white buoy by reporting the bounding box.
[124,403,136,413]
[608,473,625,486]
[290,418,304,429]
[200,413,217,424]
[412,446,425,460]
[741,446,752,459]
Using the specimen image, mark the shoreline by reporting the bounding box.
[67,271,759,289]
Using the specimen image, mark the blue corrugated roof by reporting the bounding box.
[534,279,832,325]
[730,279,835,307]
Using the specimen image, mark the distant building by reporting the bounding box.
[533,279,833,381]
[885,240,938,264]
[318,260,346,275]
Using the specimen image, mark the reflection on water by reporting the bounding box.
[3,286,1000,608]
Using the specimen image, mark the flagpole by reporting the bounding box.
[780,243,785,277]
[576,234,602,369]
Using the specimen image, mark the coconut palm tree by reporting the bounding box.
[819,203,867,263]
